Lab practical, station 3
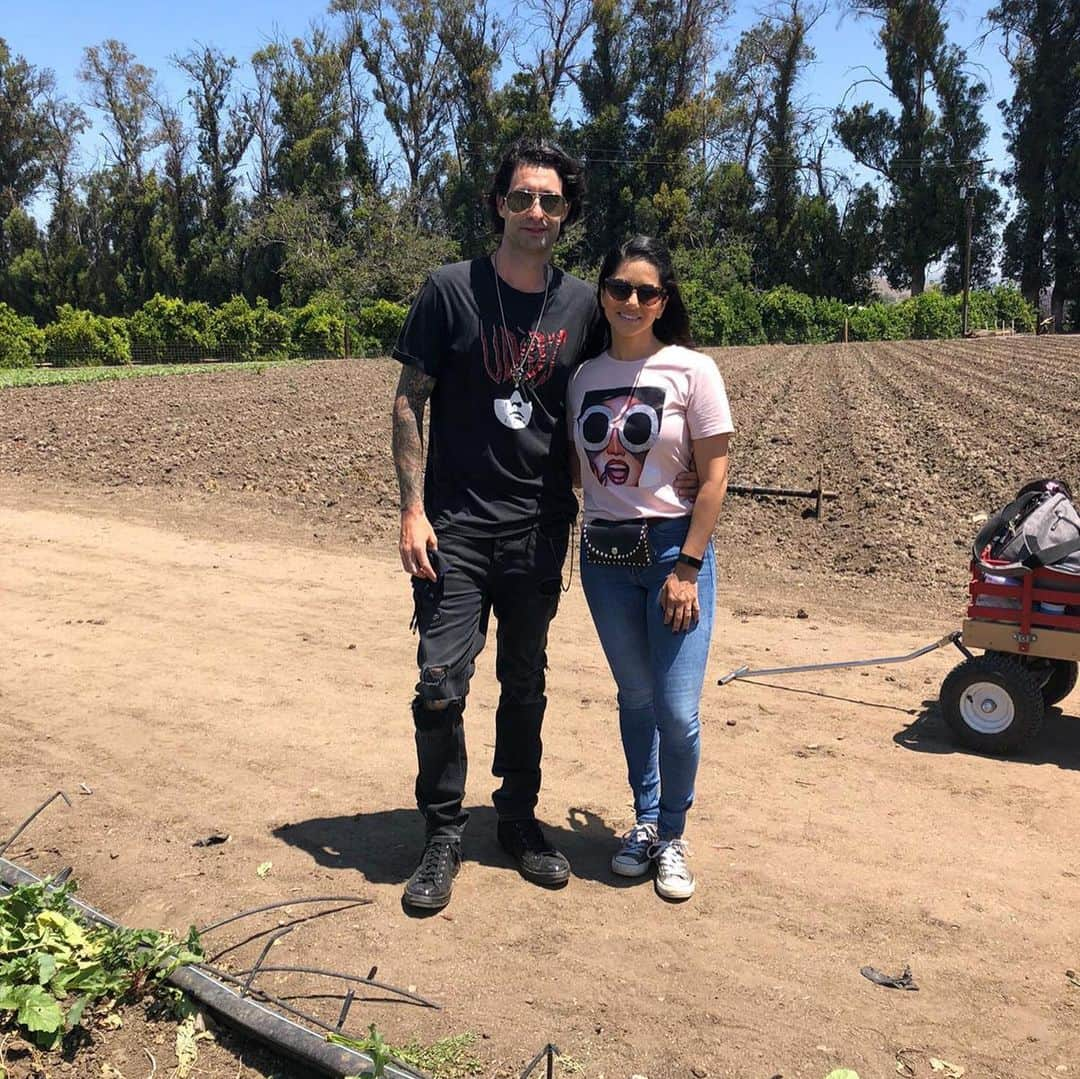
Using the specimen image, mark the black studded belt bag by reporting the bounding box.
[582,518,653,568]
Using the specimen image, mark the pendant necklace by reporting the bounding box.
[492,251,551,390]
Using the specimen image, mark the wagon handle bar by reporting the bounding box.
[718,631,965,686]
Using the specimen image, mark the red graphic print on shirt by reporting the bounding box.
[481,323,567,388]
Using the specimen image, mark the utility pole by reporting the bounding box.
[961,160,976,337]
[963,158,989,336]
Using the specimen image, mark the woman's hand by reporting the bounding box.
[660,563,700,632]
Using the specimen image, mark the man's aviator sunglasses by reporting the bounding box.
[503,188,569,218]
[602,278,667,306]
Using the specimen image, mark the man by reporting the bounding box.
[391,138,599,911]
[390,139,694,911]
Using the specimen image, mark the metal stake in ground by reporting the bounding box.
[726,469,838,519]
[520,1043,561,1078]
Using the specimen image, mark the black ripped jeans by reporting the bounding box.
[410,519,570,841]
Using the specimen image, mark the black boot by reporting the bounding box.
[403,839,461,911]
[497,819,570,887]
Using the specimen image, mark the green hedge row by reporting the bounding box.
[0,285,1038,370]
[0,295,411,369]
[683,283,1037,346]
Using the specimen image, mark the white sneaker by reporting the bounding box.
[611,821,658,877]
[650,837,695,899]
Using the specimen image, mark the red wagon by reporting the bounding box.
[941,560,1080,752]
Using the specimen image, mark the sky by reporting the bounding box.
[4,0,1013,199]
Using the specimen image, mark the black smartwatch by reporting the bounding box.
[676,551,703,570]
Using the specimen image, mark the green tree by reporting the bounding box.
[78,40,159,182]
[0,40,53,237]
[835,0,995,295]
[253,30,348,217]
[631,0,731,220]
[436,0,506,256]
[574,0,639,261]
[174,46,254,303]
[751,2,816,287]
[516,0,593,110]
[752,0,824,288]
[336,0,450,220]
[0,300,44,367]
[0,40,61,313]
[175,46,253,232]
[990,0,1080,328]
[0,207,48,320]
[40,95,90,315]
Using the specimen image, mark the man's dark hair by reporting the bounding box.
[487,138,585,234]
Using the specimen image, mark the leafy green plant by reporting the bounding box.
[0,358,310,389]
[356,299,408,355]
[210,295,262,361]
[128,294,216,363]
[812,296,848,342]
[211,296,293,361]
[911,289,961,339]
[992,284,1036,333]
[760,285,818,344]
[723,283,766,345]
[847,298,916,341]
[333,1026,483,1079]
[681,281,732,347]
[333,1023,394,1077]
[287,296,347,358]
[395,1032,483,1077]
[44,305,131,367]
[0,879,201,1051]
[0,303,45,369]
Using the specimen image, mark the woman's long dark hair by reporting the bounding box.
[597,235,694,349]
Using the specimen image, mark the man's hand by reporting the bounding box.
[674,467,699,502]
[400,507,438,580]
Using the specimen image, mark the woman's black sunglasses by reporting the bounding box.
[503,189,569,217]
[603,278,667,306]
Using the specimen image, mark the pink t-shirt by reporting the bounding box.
[567,344,734,521]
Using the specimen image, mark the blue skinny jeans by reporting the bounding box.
[580,516,715,838]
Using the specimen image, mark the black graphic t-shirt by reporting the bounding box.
[393,257,605,535]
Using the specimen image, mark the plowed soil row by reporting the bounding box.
[4,335,1075,612]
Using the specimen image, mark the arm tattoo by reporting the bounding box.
[391,365,436,512]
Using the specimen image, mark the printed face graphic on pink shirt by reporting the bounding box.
[577,386,666,487]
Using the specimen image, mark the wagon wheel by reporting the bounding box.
[986,651,1079,708]
[940,653,1045,754]
[1041,660,1078,707]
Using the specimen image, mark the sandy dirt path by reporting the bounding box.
[3,491,1080,1078]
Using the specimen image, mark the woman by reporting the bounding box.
[568,236,732,900]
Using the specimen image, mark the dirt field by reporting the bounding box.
[2,336,1080,1078]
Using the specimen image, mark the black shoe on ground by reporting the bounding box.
[403,839,461,911]
[497,818,570,886]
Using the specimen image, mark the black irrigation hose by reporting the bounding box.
[0,790,72,857]
[193,964,434,1078]
[225,964,440,1010]
[0,857,424,1079]
[204,900,373,965]
[198,896,373,936]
